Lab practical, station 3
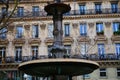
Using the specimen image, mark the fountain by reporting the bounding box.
[18,0,99,80]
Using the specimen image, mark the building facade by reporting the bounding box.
[0,0,120,80]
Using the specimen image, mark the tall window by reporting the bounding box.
[32,25,39,38]
[99,68,107,77]
[0,47,6,62]
[64,45,71,56]
[15,47,22,62]
[117,68,120,77]
[98,44,105,59]
[16,26,23,38]
[115,43,120,59]
[0,28,7,39]
[17,7,24,17]
[80,24,87,36]
[111,3,118,13]
[113,22,120,35]
[48,24,53,38]
[32,6,39,16]
[64,24,70,36]
[31,46,38,60]
[2,7,7,16]
[80,43,88,55]
[79,5,86,15]
[95,3,102,14]
[96,23,104,35]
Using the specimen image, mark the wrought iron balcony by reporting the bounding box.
[0,53,119,64]
[0,8,120,18]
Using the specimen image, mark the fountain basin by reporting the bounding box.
[18,59,99,76]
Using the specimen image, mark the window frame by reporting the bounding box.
[64,24,70,37]
[117,68,120,77]
[79,4,86,15]
[95,3,102,14]
[32,25,39,38]
[16,26,24,38]
[99,68,107,78]
[17,7,24,17]
[15,46,22,62]
[111,3,118,13]
[32,6,40,16]
[80,23,87,36]
[0,27,7,39]
[31,46,38,59]
[48,24,53,38]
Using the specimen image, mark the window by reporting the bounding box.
[117,68,120,77]
[111,3,118,13]
[98,44,105,59]
[113,22,120,35]
[80,43,88,55]
[15,47,22,62]
[96,23,104,35]
[64,24,70,36]
[0,47,6,63]
[80,23,87,36]
[48,24,53,38]
[83,74,90,78]
[32,25,39,38]
[79,5,86,15]
[32,6,39,16]
[17,7,24,17]
[16,26,23,38]
[31,46,38,60]
[100,68,107,77]
[2,7,7,16]
[64,45,71,56]
[115,43,120,59]
[95,3,102,14]
[0,28,7,39]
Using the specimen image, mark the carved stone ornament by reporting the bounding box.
[88,23,94,28]
[24,25,30,30]
[40,24,46,29]
[105,22,111,28]
[8,24,14,31]
[72,23,78,28]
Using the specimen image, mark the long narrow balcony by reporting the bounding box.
[0,8,120,19]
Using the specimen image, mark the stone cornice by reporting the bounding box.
[96,60,120,68]
[9,14,120,22]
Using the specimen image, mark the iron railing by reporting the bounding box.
[0,8,120,18]
[0,53,119,64]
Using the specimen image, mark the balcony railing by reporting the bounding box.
[1,53,119,64]
[0,8,120,18]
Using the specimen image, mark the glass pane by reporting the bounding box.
[32,25,39,38]
[16,26,23,38]
[64,24,70,36]
[48,24,53,37]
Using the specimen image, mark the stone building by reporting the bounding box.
[0,0,120,80]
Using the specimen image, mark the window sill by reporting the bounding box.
[99,76,108,79]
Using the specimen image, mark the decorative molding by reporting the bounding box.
[28,38,41,44]
[40,24,46,30]
[8,24,15,31]
[12,38,25,44]
[72,23,78,28]
[45,37,54,45]
[24,25,30,30]
[97,60,120,68]
[105,22,111,28]
[63,36,74,44]
[94,35,108,43]
[111,35,120,43]
[77,36,91,43]
[88,23,94,28]
[0,39,9,45]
